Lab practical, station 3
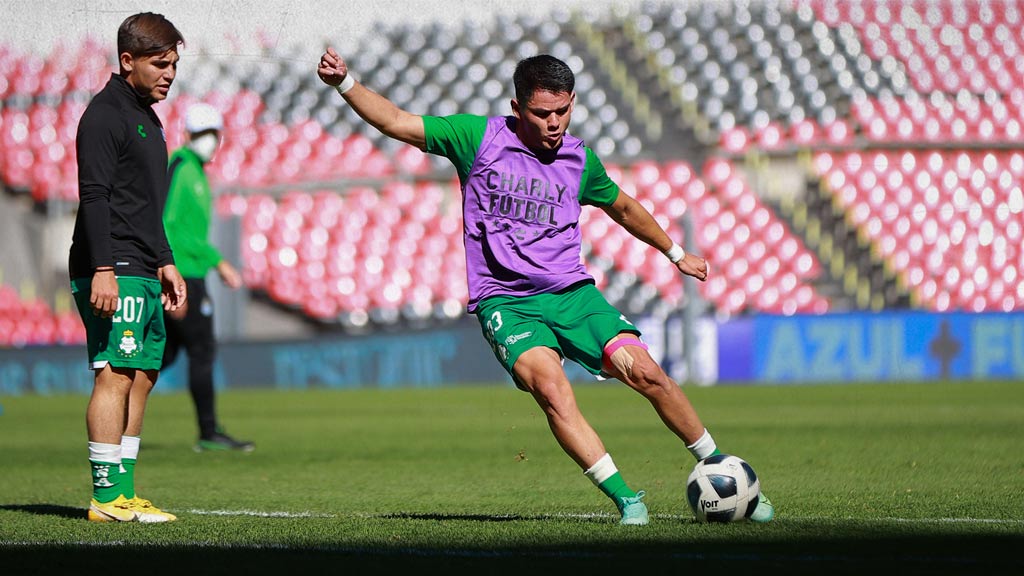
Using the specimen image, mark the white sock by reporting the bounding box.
[88,441,121,464]
[687,428,718,460]
[121,435,140,461]
[583,453,618,486]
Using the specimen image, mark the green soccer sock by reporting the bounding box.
[598,472,638,510]
[120,458,136,499]
[120,436,140,499]
[89,460,122,503]
[88,441,122,503]
[583,453,637,511]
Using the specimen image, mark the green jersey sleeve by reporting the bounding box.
[422,114,488,182]
[163,150,222,278]
[579,147,620,206]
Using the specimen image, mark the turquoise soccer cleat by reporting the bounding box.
[618,490,649,526]
[749,491,775,523]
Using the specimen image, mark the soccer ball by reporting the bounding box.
[686,454,761,522]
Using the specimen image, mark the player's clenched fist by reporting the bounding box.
[317,47,348,87]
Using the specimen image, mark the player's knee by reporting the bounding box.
[602,336,651,379]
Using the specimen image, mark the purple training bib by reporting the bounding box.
[461,116,594,311]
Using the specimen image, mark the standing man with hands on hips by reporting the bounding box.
[70,12,187,523]
[316,46,774,525]
[162,102,254,453]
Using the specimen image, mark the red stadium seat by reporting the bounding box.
[719,126,750,153]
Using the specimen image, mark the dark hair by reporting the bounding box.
[117,12,184,57]
[513,54,575,103]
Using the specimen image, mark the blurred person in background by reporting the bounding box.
[70,12,187,523]
[317,48,773,525]
[162,102,253,452]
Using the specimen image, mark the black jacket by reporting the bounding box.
[69,73,174,280]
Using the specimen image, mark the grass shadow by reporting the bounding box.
[0,503,85,520]
[3,534,1023,576]
[378,511,613,523]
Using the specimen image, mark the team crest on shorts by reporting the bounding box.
[118,329,140,358]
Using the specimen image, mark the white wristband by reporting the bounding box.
[665,243,686,263]
[335,74,356,95]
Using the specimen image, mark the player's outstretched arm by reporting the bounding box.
[602,190,708,281]
[317,46,426,149]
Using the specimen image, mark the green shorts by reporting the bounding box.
[475,281,641,384]
[71,276,166,371]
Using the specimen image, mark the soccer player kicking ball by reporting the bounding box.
[317,48,774,525]
[70,12,187,522]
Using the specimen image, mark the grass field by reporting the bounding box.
[1,380,1022,574]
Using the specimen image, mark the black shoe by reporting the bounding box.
[195,430,255,452]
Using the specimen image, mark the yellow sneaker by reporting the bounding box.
[88,495,138,522]
[127,497,177,523]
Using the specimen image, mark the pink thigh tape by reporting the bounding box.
[602,337,648,361]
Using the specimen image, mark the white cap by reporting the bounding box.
[184,103,223,134]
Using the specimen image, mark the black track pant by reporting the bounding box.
[162,277,218,439]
